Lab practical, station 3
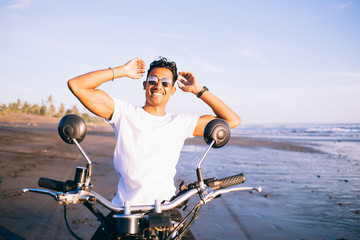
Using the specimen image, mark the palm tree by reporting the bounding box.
[22,102,31,114]
[46,95,55,117]
[56,103,65,117]
[30,104,40,115]
[66,105,80,115]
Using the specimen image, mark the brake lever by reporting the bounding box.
[202,186,262,204]
[22,188,91,205]
[22,188,58,200]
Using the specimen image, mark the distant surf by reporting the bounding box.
[234,123,360,141]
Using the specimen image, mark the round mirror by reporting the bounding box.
[58,114,87,144]
[203,119,231,148]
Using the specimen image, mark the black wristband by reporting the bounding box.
[197,86,209,98]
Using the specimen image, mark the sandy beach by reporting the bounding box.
[0,113,359,240]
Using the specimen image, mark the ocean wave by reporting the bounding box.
[233,123,360,141]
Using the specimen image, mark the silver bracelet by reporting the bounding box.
[108,67,115,81]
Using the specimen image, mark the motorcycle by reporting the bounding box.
[22,114,262,240]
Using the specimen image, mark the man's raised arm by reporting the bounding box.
[68,58,145,120]
[177,71,241,136]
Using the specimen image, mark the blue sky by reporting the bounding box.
[1,0,359,124]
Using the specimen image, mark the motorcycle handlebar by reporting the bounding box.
[91,188,199,212]
[91,184,261,213]
[213,173,246,190]
[25,181,261,213]
[33,174,259,213]
[38,177,77,192]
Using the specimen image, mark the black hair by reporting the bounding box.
[146,57,178,83]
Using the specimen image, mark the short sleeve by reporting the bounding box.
[107,98,131,128]
[178,112,199,139]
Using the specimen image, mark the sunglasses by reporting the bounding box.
[147,75,172,88]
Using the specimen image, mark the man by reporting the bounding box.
[68,57,241,239]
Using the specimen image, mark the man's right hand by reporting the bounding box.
[121,58,146,79]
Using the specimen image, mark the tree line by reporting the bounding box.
[0,95,98,123]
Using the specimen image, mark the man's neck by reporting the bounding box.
[142,105,166,116]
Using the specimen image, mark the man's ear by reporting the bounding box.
[143,81,147,90]
[171,85,176,96]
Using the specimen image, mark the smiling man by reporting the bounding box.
[68,57,241,239]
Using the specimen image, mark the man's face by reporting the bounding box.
[143,67,176,108]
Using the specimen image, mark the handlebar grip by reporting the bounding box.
[38,177,76,192]
[210,173,245,190]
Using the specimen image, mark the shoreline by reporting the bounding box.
[0,113,322,154]
[185,136,322,153]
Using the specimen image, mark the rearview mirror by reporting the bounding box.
[58,114,87,144]
[203,119,230,148]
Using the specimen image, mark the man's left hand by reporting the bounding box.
[178,71,203,95]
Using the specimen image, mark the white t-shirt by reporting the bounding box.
[108,98,199,206]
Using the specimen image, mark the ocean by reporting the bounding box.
[178,122,360,239]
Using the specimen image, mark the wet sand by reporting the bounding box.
[0,114,359,239]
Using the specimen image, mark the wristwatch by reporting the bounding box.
[197,86,209,98]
